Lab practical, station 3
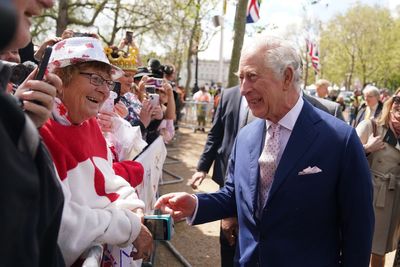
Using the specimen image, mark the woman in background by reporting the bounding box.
[356,88,400,267]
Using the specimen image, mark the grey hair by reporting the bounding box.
[363,85,380,97]
[242,35,303,91]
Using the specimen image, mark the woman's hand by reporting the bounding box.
[34,37,62,61]
[114,101,128,118]
[151,104,163,120]
[364,134,385,154]
[139,100,152,128]
[97,111,115,133]
[131,224,153,261]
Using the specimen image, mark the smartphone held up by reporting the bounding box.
[148,93,159,107]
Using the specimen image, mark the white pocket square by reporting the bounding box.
[298,166,322,175]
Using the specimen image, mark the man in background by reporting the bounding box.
[352,85,383,127]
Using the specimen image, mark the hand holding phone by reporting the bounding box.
[113,82,121,105]
[148,93,159,106]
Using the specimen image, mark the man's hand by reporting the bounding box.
[154,192,197,221]
[221,217,238,246]
[187,171,207,189]
[14,69,62,128]
[131,224,153,261]
[364,134,385,153]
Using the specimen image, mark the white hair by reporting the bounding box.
[363,85,380,97]
[242,35,303,91]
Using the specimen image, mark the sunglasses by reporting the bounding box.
[393,95,400,104]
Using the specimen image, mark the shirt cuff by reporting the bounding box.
[186,194,199,225]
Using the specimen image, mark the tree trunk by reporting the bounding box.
[56,0,68,36]
[184,0,201,96]
[227,0,248,88]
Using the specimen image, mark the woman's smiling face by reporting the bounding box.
[61,66,111,124]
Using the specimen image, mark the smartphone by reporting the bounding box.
[148,93,159,106]
[125,31,133,44]
[144,214,174,240]
[113,82,121,105]
[35,46,52,80]
[146,78,163,89]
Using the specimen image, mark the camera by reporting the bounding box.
[125,31,133,44]
[144,214,174,240]
[148,58,174,78]
[9,61,37,86]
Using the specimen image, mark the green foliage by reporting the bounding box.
[32,0,218,91]
[320,3,400,90]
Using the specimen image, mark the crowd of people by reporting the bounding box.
[1,0,399,267]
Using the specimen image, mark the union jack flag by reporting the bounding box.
[246,0,261,23]
[306,38,320,72]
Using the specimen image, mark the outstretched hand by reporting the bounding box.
[187,171,207,189]
[154,192,197,222]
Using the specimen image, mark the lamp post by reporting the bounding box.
[218,16,224,85]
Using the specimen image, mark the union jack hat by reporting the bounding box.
[48,37,123,80]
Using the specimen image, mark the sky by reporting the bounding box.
[199,0,400,60]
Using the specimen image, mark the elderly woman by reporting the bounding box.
[39,37,153,265]
[356,88,400,267]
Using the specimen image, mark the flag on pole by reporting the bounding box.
[246,0,261,24]
[306,38,320,72]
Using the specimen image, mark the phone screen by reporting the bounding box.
[144,218,168,240]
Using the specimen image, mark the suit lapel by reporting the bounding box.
[267,101,321,204]
[232,87,242,133]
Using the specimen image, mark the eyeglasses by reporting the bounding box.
[79,72,115,90]
[393,95,400,104]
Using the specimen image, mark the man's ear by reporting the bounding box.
[283,67,294,91]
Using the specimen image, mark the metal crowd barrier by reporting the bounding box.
[178,100,214,132]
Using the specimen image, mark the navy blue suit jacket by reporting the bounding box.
[194,100,374,266]
[197,86,242,187]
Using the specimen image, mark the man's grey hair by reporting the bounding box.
[363,85,380,97]
[242,35,303,91]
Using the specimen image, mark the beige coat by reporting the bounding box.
[357,120,400,255]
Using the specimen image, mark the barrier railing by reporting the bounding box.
[178,100,214,132]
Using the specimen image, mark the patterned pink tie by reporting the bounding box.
[258,123,281,215]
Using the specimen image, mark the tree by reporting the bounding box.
[320,3,398,89]
[227,0,248,88]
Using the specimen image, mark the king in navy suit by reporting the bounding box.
[155,35,374,266]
